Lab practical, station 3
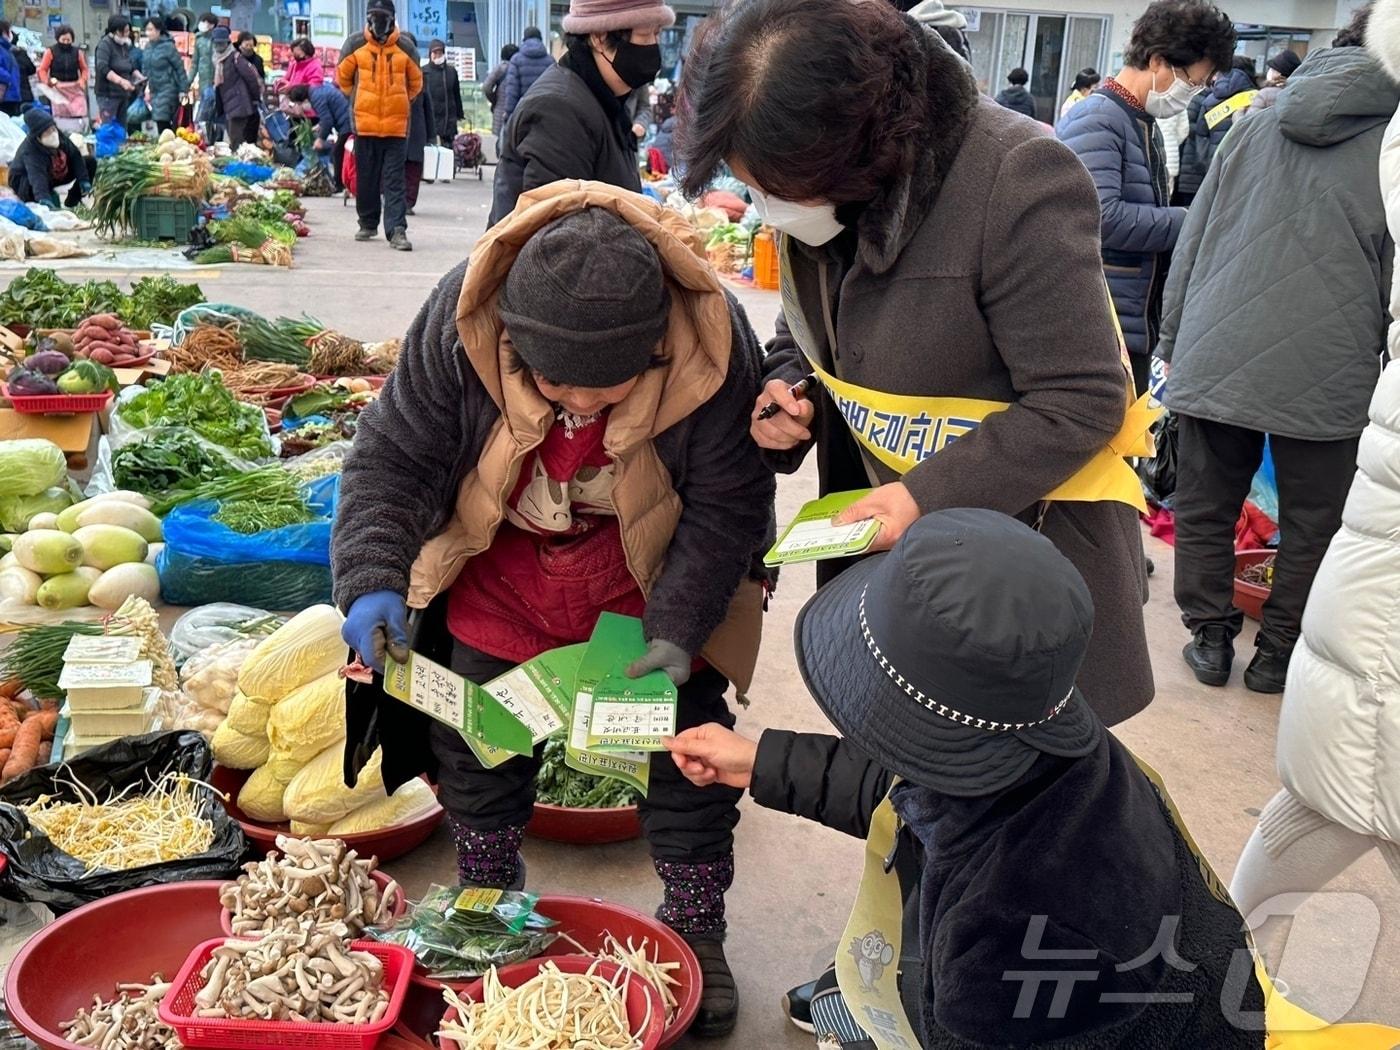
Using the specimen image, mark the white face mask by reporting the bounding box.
[1144,65,1199,119]
[40,130,61,149]
[431,54,445,65]
[749,186,843,247]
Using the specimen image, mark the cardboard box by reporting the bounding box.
[0,407,98,456]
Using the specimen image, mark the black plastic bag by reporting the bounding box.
[0,730,247,912]
[1139,412,1179,508]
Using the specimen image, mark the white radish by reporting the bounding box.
[0,566,41,604]
[72,501,163,543]
[88,562,160,610]
[26,512,59,531]
[73,524,148,570]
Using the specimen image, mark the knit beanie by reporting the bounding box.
[908,0,968,29]
[367,0,395,15]
[1267,49,1301,77]
[498,209,671,388]
[23,108,55,135]
[563,0,676,35]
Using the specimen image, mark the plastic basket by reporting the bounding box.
[159,938,414,1049]
[132,195,200,241]
[1,384,113,415]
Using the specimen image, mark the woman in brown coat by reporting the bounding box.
[680,0,1154,727]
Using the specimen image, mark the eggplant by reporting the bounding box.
[6,367,60,395]
[23,349,71,375]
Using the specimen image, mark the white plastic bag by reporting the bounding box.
[170,604,285,663]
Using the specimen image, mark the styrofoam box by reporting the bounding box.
[62,689,159,738]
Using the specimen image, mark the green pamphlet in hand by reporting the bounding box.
[574,613,677,752]
[765,490,880,566]
[384,651,535,758]
[452,645,588,770]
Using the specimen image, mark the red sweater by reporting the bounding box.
[446,409,646,662]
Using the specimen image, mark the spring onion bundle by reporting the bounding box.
[239,315,324,367]
[91,149,209,238]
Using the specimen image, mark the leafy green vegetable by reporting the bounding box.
[0,270,203,330]
[150,464,307,517]
[112,429,238,495]
[57,359,120,394]
[121,275,205,330]
[213,495,316,534]
[117,374,273,460]
[535,733,642,808]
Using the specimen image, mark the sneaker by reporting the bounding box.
[783,978,818,1034]
[389,228,413,252]
[1183,624,1233,687]
[1244,641,1290,694]
[354,227,375,242]
[1146,556,1156,576]
[407,206,416,215]
[681,934,739,1038]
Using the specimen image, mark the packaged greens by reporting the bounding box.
[535,733,642,808]
[366,885,558,981]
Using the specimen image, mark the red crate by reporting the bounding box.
[1,384,113,415]
[159,939,414,1050]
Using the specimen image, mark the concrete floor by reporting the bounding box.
[6,175,1398,1044]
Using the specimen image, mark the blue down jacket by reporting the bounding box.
[1057,88,1185,357]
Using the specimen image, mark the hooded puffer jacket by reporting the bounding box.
[1177,67,1258,196]
[1157,46,1397,440]
[332,181,774,792]
[142,34,189,122]
[336,27,422,137]
[500,37,552,123]
[1274,14,1400,846]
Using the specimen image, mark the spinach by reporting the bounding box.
[111,429,238,495]
[534,734,642,808]
[117,374,273,460]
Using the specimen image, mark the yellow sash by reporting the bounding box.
[1205,90,1259,130]
[838,759,1400,1049]
[779,242,1160,513]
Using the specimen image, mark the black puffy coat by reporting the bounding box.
[751,729,1266,1048]
[422,59,462,141]
[995,83,1037,119]
[1178,68,1259,197]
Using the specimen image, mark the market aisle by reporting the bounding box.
[1,172,1395,1045]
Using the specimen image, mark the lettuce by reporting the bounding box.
[0,440,67,499]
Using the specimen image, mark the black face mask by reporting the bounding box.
[368,14,392,42]
[608,40,661,89]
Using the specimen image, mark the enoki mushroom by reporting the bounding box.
[22,771,216,875]
[439,960,651,1050]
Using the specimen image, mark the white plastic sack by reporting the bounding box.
[0,113,26,167]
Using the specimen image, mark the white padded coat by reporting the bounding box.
[1274,50,1400,838]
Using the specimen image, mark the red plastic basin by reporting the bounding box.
[400,894,700,1049]
[220,867,407,937]
[1234,549,1275,622]
[5,881,226,1050]
[440,956,665,1050]
[526,801,642,844]
[210,764,444,862]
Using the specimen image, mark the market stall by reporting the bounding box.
[0,281,699,1049]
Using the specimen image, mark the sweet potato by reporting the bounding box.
[86,314,122,331]
[3,716,43,781]
[0,679,20,700]
[89,347,117,365]
[36,741,51,766]
[30,709,58,741]
[0,750,12,775]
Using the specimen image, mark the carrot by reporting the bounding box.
[35,741,51,766]
[3,716,42,782]
[0,704,18,738]
[0,679,20,700]
[30,709,58,742]
[0,750,12,774]
[0,729,16,750]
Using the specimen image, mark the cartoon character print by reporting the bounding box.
[849,929,895,992]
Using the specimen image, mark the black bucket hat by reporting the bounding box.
[795,508,1104,797]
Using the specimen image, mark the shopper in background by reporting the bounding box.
[1229,0,1400,961]
[499,26,553,126]
[489,0,670,225]
[1175,54,1259,205]
[9,107,92,208]
[482,42,517,138]
[404,86,432,214]
[190,13,218,137]
[1248,48,1302,114]
[422,38,463,145]
[1158,104,1190,196]
[908,0,972,62]
[1060,67,1101,118]
[93,15,141,128]
[995,67,1038,118]
[12,41,35,111]
[288,81,352,190]
[142,17,190,135]
[0,21,25,117]
[333,187,773,1040]
[1157,24,1395,695]
[1057,0,1236,395]
[37,25,89,129]
[279,36,323,94]
[237,31,265,80]
[679,0,1155,730]
[213,26,263,148]
[337,0,422,251]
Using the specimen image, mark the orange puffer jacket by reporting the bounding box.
[336,27,422,137]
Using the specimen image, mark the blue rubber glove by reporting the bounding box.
[343,590,409,674]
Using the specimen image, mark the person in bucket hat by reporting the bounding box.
[668,509,1264,1048]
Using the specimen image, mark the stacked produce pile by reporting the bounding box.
[90,139,213,239]
[72,314,149,367]
[0,271,204,333]
[4,350,117,400]
[212,606,438,837]
[62,975,175,1049]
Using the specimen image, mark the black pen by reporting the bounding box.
[757,373,818,420]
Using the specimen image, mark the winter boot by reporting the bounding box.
[354,226,375,241]
[656,856,737,1037]
[1183,623,1234,687]
[447,817,526,890]
[1244,639,1292,694]
[389,227,413,251]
